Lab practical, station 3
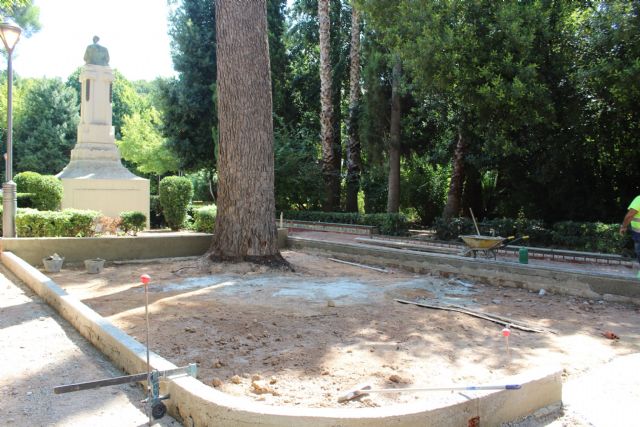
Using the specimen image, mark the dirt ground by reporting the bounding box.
[47,249,640,413]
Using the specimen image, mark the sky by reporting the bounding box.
[10,0,176,81]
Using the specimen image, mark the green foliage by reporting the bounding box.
[160,0,217,172]
[159,176,194,230]
[119,211,147,235]
[434,216,631,255]
[274,126,323,210]
[15,208,99,237]
[149,195,165,229]
[0,1,41,36]
[284,210,409,235]
[360,165,387,213]
[186,169,216,202]
[401,156,449,225]
[433,216,549,246]
[14,171,63,211]
[193,204,216,233]
[13,78,79,175]
[551,222,629,255]
[118,108,179,175]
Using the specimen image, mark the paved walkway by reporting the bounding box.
[0,264,180,427]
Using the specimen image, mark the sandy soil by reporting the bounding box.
[47,250,640,412]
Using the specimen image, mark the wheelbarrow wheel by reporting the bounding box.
[152,401,167,419]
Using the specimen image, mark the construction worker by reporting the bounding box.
[620,195,640,275]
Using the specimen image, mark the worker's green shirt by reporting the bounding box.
[629,196,640,231]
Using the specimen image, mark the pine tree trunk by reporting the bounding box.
[208,0,284,265]
[387,57,402,213]
[443,128,466,219]
[319,0,337,212]
[345,5,362,212]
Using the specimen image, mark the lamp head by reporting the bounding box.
[0,23,22,53]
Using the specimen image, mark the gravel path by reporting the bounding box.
[0,264,181,427]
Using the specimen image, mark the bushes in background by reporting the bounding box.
[14,172,63,211]
[282,210,409,236]
[193,205,216,233]
[433,217,631,255]
[159,176,193,230]
[119,211,147,235]
[14,208,100,237]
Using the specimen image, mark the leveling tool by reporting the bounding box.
[54,363,198,419]
[54,274,197,423]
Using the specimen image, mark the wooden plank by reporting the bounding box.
[328,258,390,273]
[395,299,555,334]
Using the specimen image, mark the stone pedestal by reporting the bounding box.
[57,64,149,226]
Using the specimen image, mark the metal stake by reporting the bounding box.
[141,274,152,426]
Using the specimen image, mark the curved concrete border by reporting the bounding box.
[1,251,562,426]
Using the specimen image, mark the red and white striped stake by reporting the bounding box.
[501,326,511,359]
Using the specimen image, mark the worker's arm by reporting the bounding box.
[620,208,638,235]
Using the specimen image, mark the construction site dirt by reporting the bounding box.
[46,248,640,419]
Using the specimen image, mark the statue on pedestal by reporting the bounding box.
[84,36,109,66]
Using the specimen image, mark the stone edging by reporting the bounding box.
[1,250,562,426]
[289,236,640,304]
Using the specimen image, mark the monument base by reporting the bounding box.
[60,178,150,229]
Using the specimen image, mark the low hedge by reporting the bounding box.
[120,211,146,236]
[193,205,217,233]
[282,210,409,235]
[14,172,63,211]
[434,217,632,255]
[12,208,100,237]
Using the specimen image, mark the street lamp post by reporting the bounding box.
[0,23,21,238]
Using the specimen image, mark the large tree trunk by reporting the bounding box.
[442,128,466,219]
[345,5,362,212]
[386,57,402,213]
[208,0,284,265]
[319,0,338,211]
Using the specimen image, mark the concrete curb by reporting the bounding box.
[1,250,562,426]
[289,236,640,303]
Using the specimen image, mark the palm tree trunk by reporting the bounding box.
[387,57,401,213]
[443,128,466,219]
[318,0,337,211]
[345,5,362,212]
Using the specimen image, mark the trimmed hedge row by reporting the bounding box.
[282,210,409,236]
[193,205,217,233]
[434,217,632,256]
[1,208,101,237]
[14,172,63,211]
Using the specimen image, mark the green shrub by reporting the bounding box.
[14,172,63,211]
[120,211,147,235]
[159,176,193,231]
[193,205,217,233]
[434,217,631,255]
[282,210,409,236]
[149,195,164,229]
[15,208,99,237]
[551,221,629,254]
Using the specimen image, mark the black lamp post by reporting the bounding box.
[0,22,21,237]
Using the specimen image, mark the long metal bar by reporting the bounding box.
[54,364,197,395]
